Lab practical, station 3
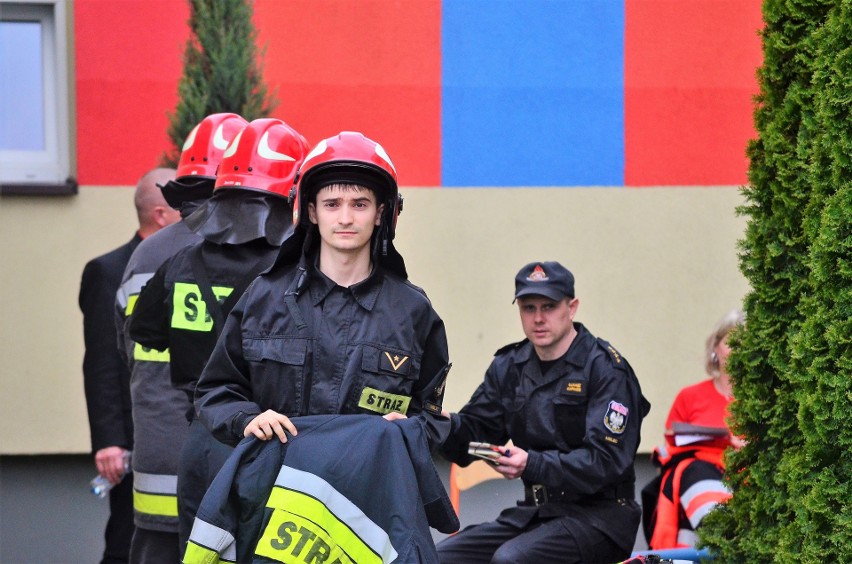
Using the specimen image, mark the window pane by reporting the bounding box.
[0,20,44,151]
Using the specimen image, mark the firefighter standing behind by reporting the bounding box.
[115,113,248,562]
[438,261,650,564]
[128,118,309,558]
[194,131,452,453]
[80,167,179,564]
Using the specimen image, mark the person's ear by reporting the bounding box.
[375,203,385,226]
[308,202,318,225]
[567,297,580,317]
[153,206,169,227]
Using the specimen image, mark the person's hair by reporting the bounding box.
[704,309,745,377]
[134,167,175,226]
[311,182,378,203]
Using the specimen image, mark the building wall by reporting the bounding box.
[0,0,760,454]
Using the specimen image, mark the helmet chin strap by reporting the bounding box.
[371,214,392,257]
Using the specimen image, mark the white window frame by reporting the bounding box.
[0,1,75,195]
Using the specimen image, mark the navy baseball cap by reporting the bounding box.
[513,261,575,302]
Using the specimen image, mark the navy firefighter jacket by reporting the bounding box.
[194,256,452,450]
[183,414,459,564]
[129,238,280,410]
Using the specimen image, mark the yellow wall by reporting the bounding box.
[0,185,747,454]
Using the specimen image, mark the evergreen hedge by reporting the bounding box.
[161,0,276,166]
[701,0,851,561]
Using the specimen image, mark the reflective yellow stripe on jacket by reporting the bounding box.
[256,466,397,564]
[133,472,178,518]
[184,520,237,564]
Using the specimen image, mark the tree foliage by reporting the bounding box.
[700,0,852,561]
[161,0,276,166]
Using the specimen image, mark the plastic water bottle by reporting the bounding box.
[89,474,114,498]
[89,451,132,498]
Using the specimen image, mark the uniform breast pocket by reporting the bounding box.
[355,345,420,415]
[553,392,587,448]
[242,338,307,413]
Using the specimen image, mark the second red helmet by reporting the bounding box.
[214,118,310,198]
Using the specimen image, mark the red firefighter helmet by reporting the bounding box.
[214,118,310,198]
[176,113,248,180]
[289,131,402,237]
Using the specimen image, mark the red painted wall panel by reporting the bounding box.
[75,0,188,185]
[74,1,760,188]
[254,0,442,186]
[624,0,763,186]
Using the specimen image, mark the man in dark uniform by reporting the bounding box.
[194,131,452,452]
[128,118,309,558]
[79,167,179,563]
[438,261,650,564]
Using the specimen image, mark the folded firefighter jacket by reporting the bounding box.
[184,414,459,564]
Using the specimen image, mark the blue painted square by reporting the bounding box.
[442,1,624,187]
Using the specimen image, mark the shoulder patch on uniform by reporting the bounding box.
[604,400,629,434]
[494,339,528,357]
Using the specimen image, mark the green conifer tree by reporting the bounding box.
[699,1,833,561]
[775,2,852,559]
[698,0,852,560]
[161,0,276,166]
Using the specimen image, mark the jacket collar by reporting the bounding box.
[516,323,593,385]
[306,253,383,311]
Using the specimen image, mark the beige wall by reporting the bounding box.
[0,185,747,454]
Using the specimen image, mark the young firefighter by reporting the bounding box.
[115,113,248,561]
[194,131,452,452]
[128,118,309,557]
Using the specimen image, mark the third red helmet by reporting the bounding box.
[176,113,248,180]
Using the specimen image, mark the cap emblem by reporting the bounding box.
[527,264,548,282]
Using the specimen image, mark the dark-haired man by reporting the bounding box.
[194,132,451,450]
[438,261,650,564]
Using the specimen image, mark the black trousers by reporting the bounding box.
[101,475,135,564]
[437,512,627,564]
[177,418,233,557]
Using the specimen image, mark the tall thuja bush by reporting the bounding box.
[778,2,852,559]
[161,0,276,166]
[699,0,832,560]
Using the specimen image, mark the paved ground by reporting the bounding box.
[0,454,652,563]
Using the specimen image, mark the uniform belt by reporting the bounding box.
[523,481,635,506]
[523,484,570,506]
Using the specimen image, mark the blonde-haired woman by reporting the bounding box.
[645,310,744,550]
[666,309,745,446]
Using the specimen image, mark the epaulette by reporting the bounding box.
[494,339,528,357]
[596,338,626,368]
